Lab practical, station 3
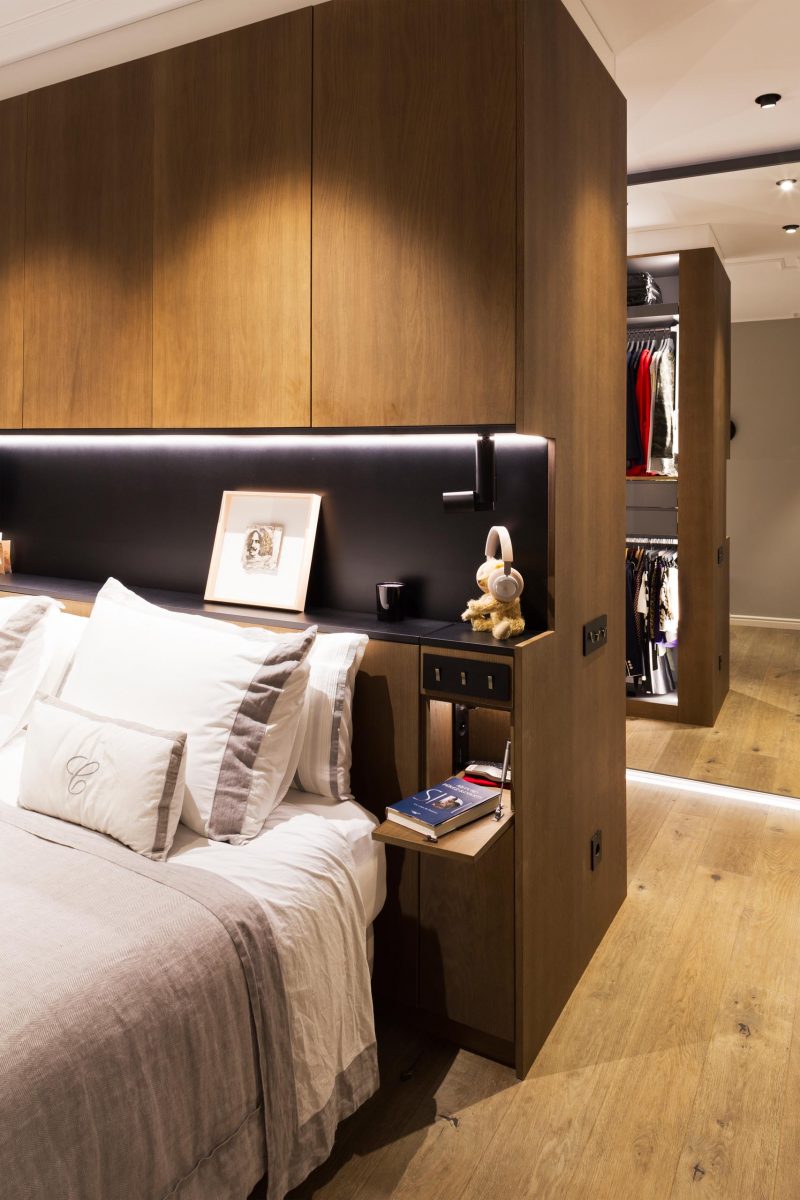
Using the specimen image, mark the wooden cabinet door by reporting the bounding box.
[153,12,311,428]
[312,0,517,427]
[24,61,153,428]
[419,828,515,1045]
[0,96,25,429]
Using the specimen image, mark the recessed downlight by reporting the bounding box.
[777,178,797,192]
[784,224,800,234]
[755,92,782,109]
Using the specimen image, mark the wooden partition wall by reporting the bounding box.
[0,0,628,1079]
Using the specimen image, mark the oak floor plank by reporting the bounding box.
[669,852,800,1197]
[627,627,800,799]
[378,1053,517,1200]
[295,778,800,1200]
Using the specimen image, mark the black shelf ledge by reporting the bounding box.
[0,574,535,655]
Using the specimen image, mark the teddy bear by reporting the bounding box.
[462,556,526,641]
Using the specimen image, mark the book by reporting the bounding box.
[386,776,501,840]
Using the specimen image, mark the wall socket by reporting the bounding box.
[583,615,608,657]
[590,829,602,871]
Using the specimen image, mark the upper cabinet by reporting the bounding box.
[0,96,25,430]
[153,12,311,428]
[311,0,517,428]
[0,0,622,432]
[24,61,154,428]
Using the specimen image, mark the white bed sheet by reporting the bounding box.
[0,732,386,928]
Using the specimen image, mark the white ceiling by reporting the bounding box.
[628,164,800,320]
[578,0,800,175]
[628,163,800,259]
[585,0,800,322]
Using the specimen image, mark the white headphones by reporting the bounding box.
[482,526,524,602]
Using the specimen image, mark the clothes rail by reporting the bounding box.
[626,536,678,546]
[626,327,678,337]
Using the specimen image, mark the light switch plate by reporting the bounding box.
[583,615,608,657]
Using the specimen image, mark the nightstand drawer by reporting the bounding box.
[422,653,511,703]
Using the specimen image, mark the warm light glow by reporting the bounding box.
[627,769,800,814]
[0,431,549,450]
[777,178,797,192]
[784,224,800,234]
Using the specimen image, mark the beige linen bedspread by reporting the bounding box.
[0,806,378,1200]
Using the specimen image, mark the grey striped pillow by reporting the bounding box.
[293,633,369,801]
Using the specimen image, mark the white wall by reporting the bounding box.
[728,318,800,622]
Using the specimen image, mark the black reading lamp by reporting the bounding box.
[442,433,496,512]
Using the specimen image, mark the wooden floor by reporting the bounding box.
[291,777,800,1200]
[627,625,800,798]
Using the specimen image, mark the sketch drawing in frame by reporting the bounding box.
[206,491,321,612]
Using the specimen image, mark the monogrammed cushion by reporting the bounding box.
[19,695,187,861]
[60,579,316,843]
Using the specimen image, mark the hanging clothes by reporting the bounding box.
[626,330,677,477]
[625,545,679,698]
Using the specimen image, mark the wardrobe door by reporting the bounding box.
[153,12,311,428]
[312,0,516,427]
[24,61,153,428]
[0,96,25,429]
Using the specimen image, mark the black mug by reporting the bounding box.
[376,582,405,623]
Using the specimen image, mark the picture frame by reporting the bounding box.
[205,491,321,612]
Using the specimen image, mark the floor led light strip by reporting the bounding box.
[626,768,800,813]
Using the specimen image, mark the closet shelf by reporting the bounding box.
[627,302,679,324]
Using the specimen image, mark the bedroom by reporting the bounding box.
[0,1,797,1198]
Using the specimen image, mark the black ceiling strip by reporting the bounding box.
[628,147,800,187]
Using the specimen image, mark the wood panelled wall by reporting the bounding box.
[153,16,311,428]
[312,0,517,428]
[0,0,524,430]
[0,8,310,430]
[25,62,153,428]
[678,248,732,727]
[515,0,627,1069]
[0,96,25,429]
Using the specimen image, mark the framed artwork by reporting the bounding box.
[205,491,321,612]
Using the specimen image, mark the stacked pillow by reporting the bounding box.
[0,595,62,747]
[57,579,317,845]
[11,579,370,859]
[294,632,368,802]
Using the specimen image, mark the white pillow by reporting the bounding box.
[41,611,89,696]
[19,695,187,861]
[0,596,62,747]
[60,579,316,843]
[294,632,368,801]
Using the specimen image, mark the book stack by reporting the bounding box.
[386,776,501,842]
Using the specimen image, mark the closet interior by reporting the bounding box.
[626,248,731,728]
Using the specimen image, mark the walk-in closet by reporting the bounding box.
[626,247,731,728]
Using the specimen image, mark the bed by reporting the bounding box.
[0,591,386,1200]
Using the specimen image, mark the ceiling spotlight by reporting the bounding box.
[784,224,800,234]
[777,179,797,191]
[755,93,782,109]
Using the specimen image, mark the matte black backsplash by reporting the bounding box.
[0,433,549,627]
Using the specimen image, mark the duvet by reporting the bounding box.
[0,806,378,1200]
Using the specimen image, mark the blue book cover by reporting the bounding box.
[387,776,500,829]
